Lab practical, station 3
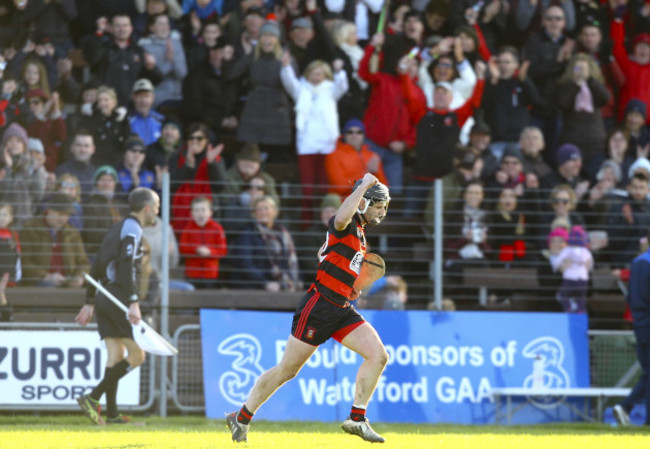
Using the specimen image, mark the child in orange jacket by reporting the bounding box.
[179,196,227,289]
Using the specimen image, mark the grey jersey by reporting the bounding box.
[86,216,144,303]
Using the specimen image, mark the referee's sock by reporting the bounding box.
[89,360,132,402]
[237,405,254,425]
[350,405,366,422]
[105,376,118,418]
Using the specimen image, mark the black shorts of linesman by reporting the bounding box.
[75,187,160,425]
[226,173,391,444]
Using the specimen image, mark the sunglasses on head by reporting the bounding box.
[61,181,77,188]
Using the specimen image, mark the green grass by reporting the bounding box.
[0,415,649,449]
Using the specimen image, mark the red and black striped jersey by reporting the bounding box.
[313,215,366,305]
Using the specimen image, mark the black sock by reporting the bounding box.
[106,375,118,418]
[350,405,366,422]
[89,360,131,402]
[238,405,254,425]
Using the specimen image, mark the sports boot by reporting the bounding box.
[341,416,385,443]
[225,411,249,443]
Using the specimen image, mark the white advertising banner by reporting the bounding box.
[0,331,140,406]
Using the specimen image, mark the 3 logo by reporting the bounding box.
[521,337,571,408]
[218,334,265,406]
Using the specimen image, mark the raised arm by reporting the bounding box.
[334,173,378,231]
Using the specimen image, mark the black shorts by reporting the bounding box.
[291,288,365,346]
[95,284,134,340]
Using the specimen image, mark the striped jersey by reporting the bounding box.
[314,215,366,305]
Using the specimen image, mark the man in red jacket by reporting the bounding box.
[611,17,650,124]
[359,32,421,195]
[179,196,227,289]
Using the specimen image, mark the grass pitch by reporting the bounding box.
[0,415,649,449]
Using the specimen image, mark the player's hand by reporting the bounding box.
[128,302,141,325]
[75,304,94,326]
[348,288,361,301]
[361,173,379,189]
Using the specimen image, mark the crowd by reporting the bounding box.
[0,0,649,320]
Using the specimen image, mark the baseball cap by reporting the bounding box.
[124,134,146,152]
[291,17,313,30]
[556,144,582,166]
[132,78,154,94]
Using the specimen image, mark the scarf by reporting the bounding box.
[574,81,594,113]
[294,78,338,137]
[339,43,368,90]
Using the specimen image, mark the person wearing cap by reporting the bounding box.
[222,19,294,163]
[293,193,341,281]
[137,13,188,109]
[78,85,131,168]
[0,122,46,228]
[482,46,541,157]
[24,88,67,172]
[467,121,499,181]
[286,16,314,70]
[19,192,89,287]
[611,14,650,124]
[401,56,486,218]
[487,145,539,201]
[82,165,129,258]
[83,14,163,105]
[182,35,238,137]
[129,78,165,146]
[236,6,266,56]
[325,119,388,196]
[551,225,593,314]
[222,143,279,207]
[118,135,156,192]
[606,172,650,267]
[145,118,182,173]
[622,98,650,153]
[541,144,590,200]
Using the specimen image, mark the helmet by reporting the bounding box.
[352,179,391,204]
[353,179,390,225]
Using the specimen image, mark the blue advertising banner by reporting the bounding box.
[201,310,589,424]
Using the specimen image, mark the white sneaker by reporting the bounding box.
[613,404,631,426]
[341,417,385,443]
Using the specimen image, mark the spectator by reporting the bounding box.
[182,17,221,72]
[467,121,498,182]
[129,78,164,146]
[488,186,529,264]
[182,0,222,19]
[542,143,590,202]
[537,184,586,249]
[332,20,369,127]
[169,122,226,233]
[402,60,485,218]
[79,85,131,167]
[358,33,421,195]
[142,214,183,288]
[0,272,11,322]
[611,17,650,124]
[222,143,279,211]
[482,46,541,157]
[234,6,267,58]
[117,135,156,192]
[55,130,97,197]
[325,119,388,197]
[551,225,593,314]
[18,58,51,102]
[27,137,53,195]
[444,180,490,263]
[0,122,45,228]
[556,53,610,164]
[179,196,228,288]
[222,20,295,163]
[64,78,101,135]
[24,89,66,172]
[519,126,553,181]
[515,0,576,34]
[221,175,268,242]
[45,174,83,232]
[537,226,569,297]
[134,0,183,40]
[607,172,650,267]
[20,192,89,287]
[281,57,348,226]
[145,118,182,173]
[82,165,128,258]
[0,202,20,284]
[83,14,163,105]
[137,12,188,109]
[586,159,625,229]
[585,127,634,186]
[622,99,650,154]
[233,195,301,291]
[294,193,340,282]
[181,36,238,138]
[524,5,574,156]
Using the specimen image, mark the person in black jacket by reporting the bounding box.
[75,187,159,426]
[83,14,163,105]
[181,37,238,136]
